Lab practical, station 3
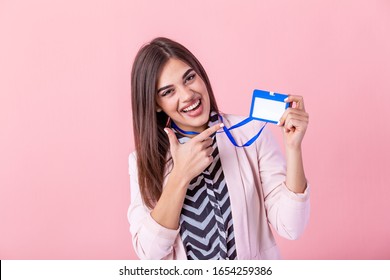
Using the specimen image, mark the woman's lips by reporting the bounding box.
[181,99,203,117]
[181,99,201,112]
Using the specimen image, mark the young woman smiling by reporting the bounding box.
[128,37,310,260]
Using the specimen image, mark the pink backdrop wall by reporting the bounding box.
[1,0,389,259]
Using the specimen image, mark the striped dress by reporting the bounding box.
[174,112,237,260]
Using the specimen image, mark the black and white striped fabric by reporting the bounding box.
[173,112,237,260]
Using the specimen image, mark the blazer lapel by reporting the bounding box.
[216,115,251,259]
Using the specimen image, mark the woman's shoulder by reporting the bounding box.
[129,151,137,162]
[220,113,247,124]
[128,151,137,175]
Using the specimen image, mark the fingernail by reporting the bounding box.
[164,128,169,134]
[219,123,224,128]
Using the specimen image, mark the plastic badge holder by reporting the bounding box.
[249,89,290,124]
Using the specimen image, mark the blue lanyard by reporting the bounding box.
[170,114,267,147]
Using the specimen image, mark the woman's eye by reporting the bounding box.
[161,89,173,97]
[185,73,196,83]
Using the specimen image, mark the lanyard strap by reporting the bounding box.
[170,114,267,147]
[218,115,267,147]
[170,121,199,135]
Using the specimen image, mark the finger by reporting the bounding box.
[283,113,308,128]
[204,155,214,166]
[284,118,307,133]
[283,117,298,133]
[192,138,213,154]
[164,127,179,150]
[278,108,308,126]
[286,118,296,131]
[285,110,309,123]
[284,95,305,111]
[200,146,214,159]
[194,123,224,142]
[200,137,213,149]
[278,108,292,126]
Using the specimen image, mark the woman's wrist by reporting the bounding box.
[284,140,303,152]
[285,145,307,193]
[169,167,191,190]
[150,167,190,230]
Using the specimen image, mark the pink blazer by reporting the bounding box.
[127,114,310,260]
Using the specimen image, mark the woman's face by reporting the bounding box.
[156,58,211,134]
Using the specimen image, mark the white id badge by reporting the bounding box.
[249,89,290,124]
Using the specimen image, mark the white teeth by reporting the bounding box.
[182,100,200,112]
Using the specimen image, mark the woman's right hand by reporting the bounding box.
[164,123,224,184]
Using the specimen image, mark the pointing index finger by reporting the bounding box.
[194,123,224,142]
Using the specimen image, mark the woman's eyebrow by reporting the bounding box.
[157,68,194,94]
[182,68,194,79]
[157,85,171,94]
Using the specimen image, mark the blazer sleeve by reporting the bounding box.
[127,152,180,259]
[256,125,310,240]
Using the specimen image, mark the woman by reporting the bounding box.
[128,37,310,260]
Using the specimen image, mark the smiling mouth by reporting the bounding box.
[182,99,201,112]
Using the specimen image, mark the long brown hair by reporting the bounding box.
[131,37,219,209]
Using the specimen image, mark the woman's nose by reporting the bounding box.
[178,86,194,102]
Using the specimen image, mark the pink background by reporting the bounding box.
[1,0,389,259]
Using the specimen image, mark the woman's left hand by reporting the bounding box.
[278,95,309,150]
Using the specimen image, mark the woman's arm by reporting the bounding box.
[278,95,309,193]
[128,123,223,259]
[149,167,189,230]
[151,123,224,229]
[128,153,180,259]
[257,95,310,240]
